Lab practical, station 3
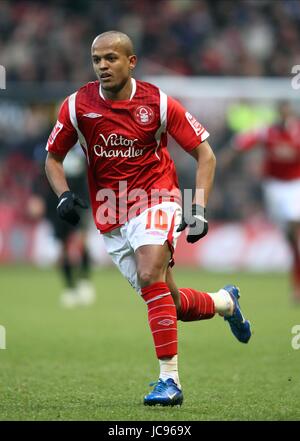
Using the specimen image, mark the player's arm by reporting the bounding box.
[45,151,88,226]
[176,140,215,243]
[45,151,70,197]
[166,96,214,242]
[188,140,216,208]
[45,98,88,225]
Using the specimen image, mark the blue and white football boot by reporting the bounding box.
[144,378,183,406]
[223,284,252,344]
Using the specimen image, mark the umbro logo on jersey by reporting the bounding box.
[83,113,103,118]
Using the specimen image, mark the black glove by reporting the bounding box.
[177,204,208,243]
[56,191,88,226]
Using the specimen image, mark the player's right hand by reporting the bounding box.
[56,191,88,226]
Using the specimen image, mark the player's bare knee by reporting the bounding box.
[138,268,165,287]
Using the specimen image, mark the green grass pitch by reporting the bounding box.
[0,265,299,421]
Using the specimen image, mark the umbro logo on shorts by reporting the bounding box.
[158,319,174,326]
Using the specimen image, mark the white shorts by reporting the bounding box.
[263,178,300,228]
[102,202,182,293]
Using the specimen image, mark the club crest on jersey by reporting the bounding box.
[185,112,205,137]
[133,105,154,125]
[48,120,63,145]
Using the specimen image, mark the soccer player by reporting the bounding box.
[223,101,300,303]
[45,31,251,406]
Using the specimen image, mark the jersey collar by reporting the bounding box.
[99,78,136,101]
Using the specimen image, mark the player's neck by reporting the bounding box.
[102,77,133,101]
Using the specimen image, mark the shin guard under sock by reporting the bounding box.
[141,282,178,359]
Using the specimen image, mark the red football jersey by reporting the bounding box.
[235,120,300,180]
[46,78,209,232]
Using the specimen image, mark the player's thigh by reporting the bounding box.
[128,202,182,284]
[102,228,140,293]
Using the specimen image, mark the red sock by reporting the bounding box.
[141,282,177,359]
[178,288,215,321]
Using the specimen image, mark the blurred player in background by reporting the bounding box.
[223,101,300,303]
[48,147,96,308]
[29,146,96,308]
[44,31,251,407]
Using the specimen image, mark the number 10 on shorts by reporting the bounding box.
[146,209,169,230]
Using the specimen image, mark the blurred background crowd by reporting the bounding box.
[2,0,300,80]
[0,0,299,266]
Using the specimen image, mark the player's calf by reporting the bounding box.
[177,288,215,321]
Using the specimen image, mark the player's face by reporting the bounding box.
[91,40,136,93]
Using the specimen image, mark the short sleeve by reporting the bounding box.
[46,97,78,157]
[166,96,209,152]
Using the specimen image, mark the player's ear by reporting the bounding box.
[129,55,137,70]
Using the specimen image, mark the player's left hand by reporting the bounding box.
[176,204,208,243]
